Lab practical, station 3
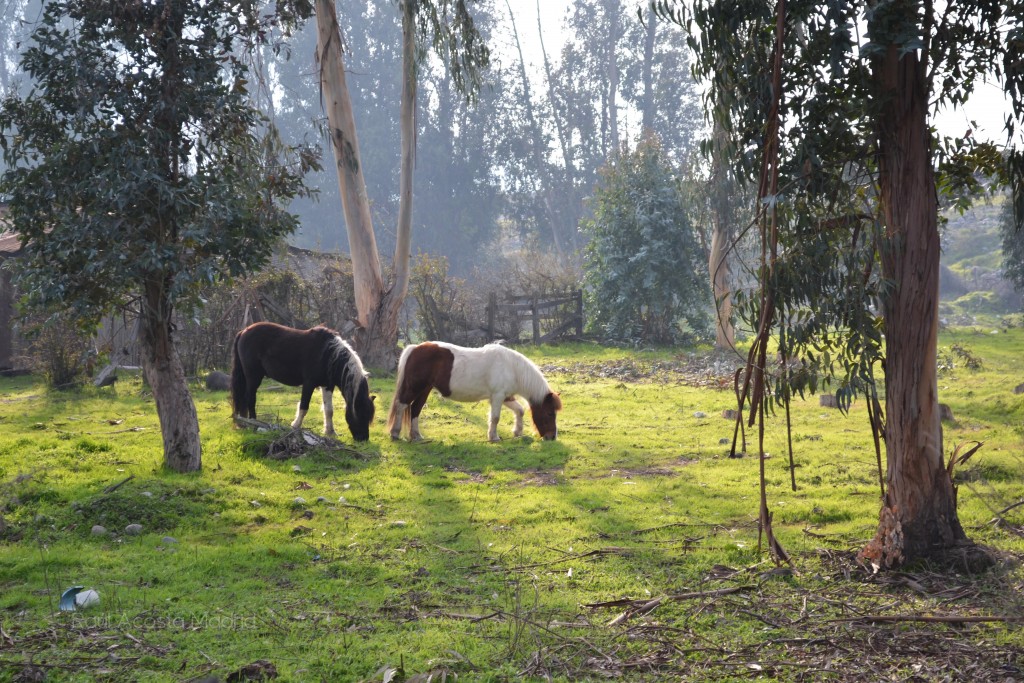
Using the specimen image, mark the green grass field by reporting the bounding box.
[1,328,1022,681]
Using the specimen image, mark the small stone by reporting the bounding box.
[316,496,328,503]
[124,523,143,536]
[390,520,407,527]
[693,411,707,418]
[719,438,730,445]
[293,497,307,505]
[292,465,302,473]
[338,496,347,504]
[91,525,108,536]
[140,491,153,498]
[162,536,178,544]
[250,500,262,508]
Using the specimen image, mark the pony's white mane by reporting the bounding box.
[329,335,368,399]
[494,344,550,403]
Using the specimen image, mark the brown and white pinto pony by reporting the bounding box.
[387,342,561,442]
[231,322,375,441]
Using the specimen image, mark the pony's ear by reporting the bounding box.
[371,395,377,402]
[548,392,563,411]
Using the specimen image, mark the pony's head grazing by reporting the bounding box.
[327,334,376,441]
[529,392,562,440]
[345,376,376,441]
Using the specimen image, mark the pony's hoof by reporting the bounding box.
[488,437,501,443]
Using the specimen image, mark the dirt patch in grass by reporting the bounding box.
[580,458,699,481]
[541,352,740,388]
[516,469,563,487]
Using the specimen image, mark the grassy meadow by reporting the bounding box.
[1,327,1023,681]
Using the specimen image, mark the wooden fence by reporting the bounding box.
[486,290,584,344]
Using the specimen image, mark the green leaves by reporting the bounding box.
[582,137,710,346]
[0,0,315,325]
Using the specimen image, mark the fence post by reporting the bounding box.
[531,298,540,344]
[574,290,583,337]
[487,292,496,340]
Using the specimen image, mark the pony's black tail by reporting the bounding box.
[229,331,247,418]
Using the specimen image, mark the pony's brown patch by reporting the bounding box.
[395,342,455,403]
[529,391,562,440]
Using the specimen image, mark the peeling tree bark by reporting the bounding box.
[862,37,977,569]
[314,0,404,370]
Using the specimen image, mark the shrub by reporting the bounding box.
[582,136,711,345]
[409,252,477,343]
[22,313,93,389]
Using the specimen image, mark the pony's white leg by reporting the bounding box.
[291,402,307,430]
[487,395,504,442]
[321,388,336,436]
[409,414,422,442]
[503,398,525,437]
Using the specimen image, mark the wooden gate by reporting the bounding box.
[485,290,583,344]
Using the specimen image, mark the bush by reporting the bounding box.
[409,253,477,343]
[23,313,93,389]
[582,136,711,345]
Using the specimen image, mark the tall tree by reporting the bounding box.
[665,0,1024,567]
[315,0,488,368]
[0,0,316,472]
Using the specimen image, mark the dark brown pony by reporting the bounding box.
[387,341,561,442]
[231,322,375,441]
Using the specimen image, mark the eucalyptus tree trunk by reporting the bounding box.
[605,0,619,154]
[709,121,735,350]
[640,7,657,134]
[314,0,406,370]
[708,221,734,349]
[862,39,975,568]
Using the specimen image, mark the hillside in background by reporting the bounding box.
[939,195,1023,324]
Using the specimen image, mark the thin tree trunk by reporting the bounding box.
[606,0,619,154]
[139,281,201,472]
[536,0,580,254]
[862,38,977,569]
[709,219,734,349]
[641,7,657,134]
[710,121,735,349]
[362,0,419,371]
[504,0,565,260]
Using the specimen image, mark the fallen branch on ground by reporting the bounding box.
[586,585,758,627]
